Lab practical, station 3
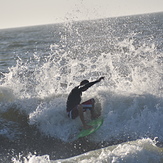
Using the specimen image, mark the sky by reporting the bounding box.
[0,0,163,29]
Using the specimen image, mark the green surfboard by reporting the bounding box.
[77,118,103,138]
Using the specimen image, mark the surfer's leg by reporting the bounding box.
[89,99,99,119]
[78,104,92,129]
[67,106,80,119]
[82,98,98,119]
[78,104,87,127]
[89,98,100,119]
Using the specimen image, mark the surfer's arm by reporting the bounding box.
[80,77,104,91]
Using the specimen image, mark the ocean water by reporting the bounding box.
[0,12,163,162]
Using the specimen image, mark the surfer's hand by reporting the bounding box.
[98,77,104,82]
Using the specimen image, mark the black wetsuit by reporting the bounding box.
[66,80,100,112]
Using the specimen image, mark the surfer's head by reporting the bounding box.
[80,80,89,86]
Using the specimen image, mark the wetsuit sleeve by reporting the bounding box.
[79,80,100,91]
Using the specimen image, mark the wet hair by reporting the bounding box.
[80,80,89,86]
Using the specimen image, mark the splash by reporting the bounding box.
[0,16,163,142]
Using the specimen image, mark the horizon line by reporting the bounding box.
[0,11,162,30]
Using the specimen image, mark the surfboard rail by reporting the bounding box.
[77,118,103,138]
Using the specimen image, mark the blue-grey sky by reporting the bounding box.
[0,0,163,29]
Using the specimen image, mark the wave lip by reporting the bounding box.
[12,138,163,163]
[52,138,163,163]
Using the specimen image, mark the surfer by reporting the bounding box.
[66,77,104,129]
